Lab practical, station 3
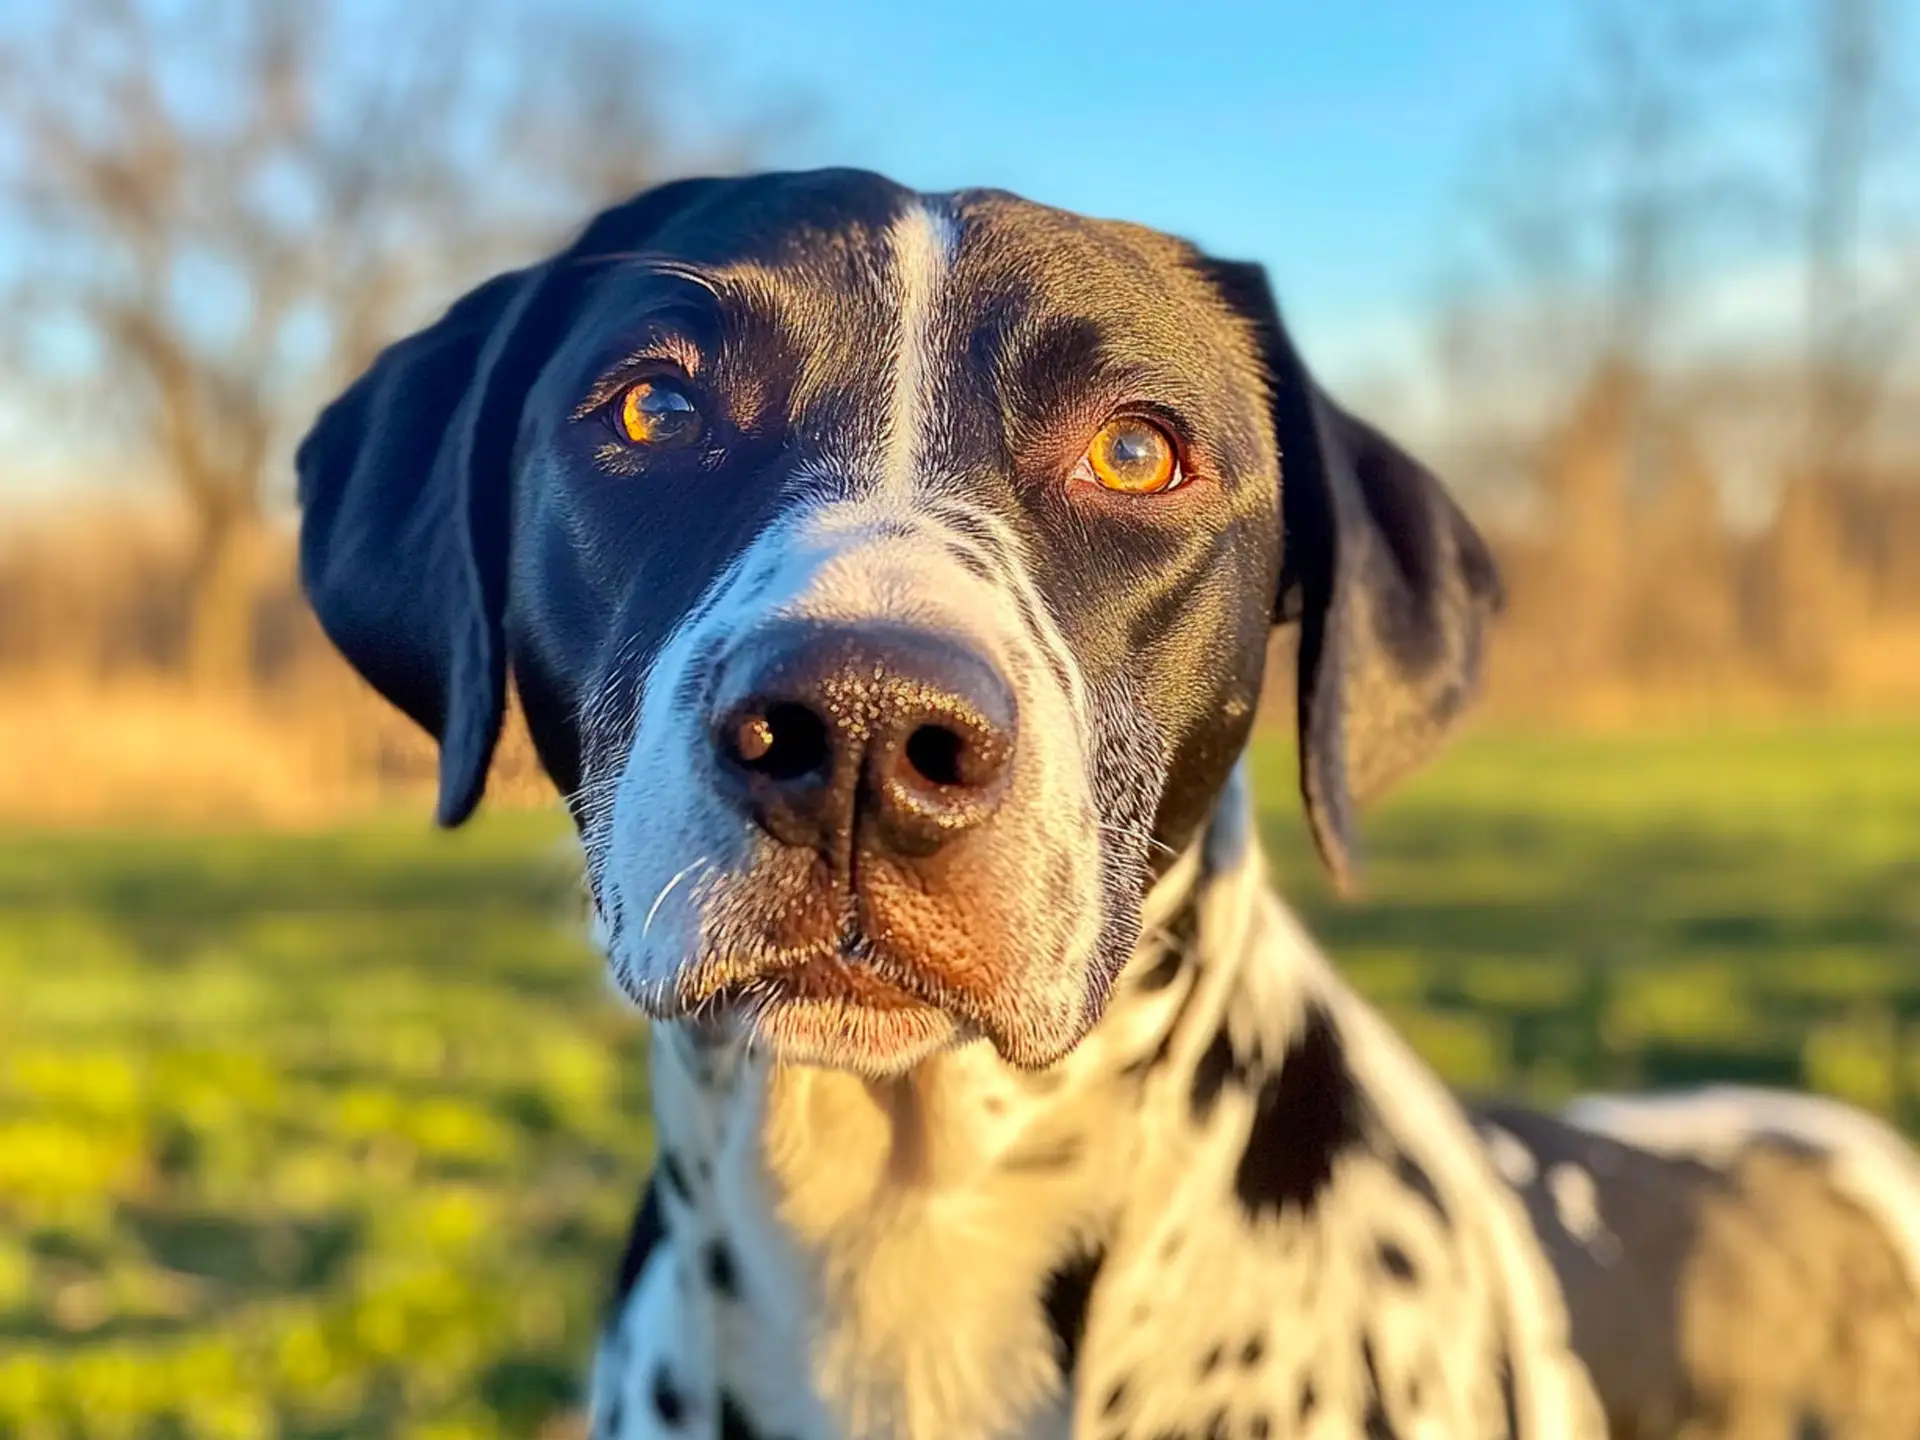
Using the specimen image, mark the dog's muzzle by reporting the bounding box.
[639,617,1054,1067]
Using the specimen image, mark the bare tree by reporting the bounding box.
[1441,0,1774,469]
[0,0,709,688]
[1801,0,1907,477]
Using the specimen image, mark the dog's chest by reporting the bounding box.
[590,1036,1128,1440]
[588,906,1600,1440]
[592,1071,1523,1440]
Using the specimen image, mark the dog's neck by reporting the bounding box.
[621,767,1594,1440]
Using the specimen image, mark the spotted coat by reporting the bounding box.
[588,774,1605,1440]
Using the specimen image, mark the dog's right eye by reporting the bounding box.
[1080,415,1182,494]
[617,379,702,448]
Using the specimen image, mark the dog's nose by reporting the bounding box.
[710,623,1016,857]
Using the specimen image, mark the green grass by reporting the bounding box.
[2,722,1918,1438]
[1255,722,1920,1111]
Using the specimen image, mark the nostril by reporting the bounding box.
[903,724,967,789]
[728,701,830,782]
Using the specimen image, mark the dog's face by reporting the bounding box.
[299,170,1499,1075]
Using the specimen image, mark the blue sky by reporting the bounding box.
[665,0,1586,380]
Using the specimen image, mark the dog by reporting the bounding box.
[296,169,1920,1439]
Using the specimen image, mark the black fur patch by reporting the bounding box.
[1362,1336,1398,1439]
[1136,945,1186,992]
[1233,1004,1366,1220]
[1041,1244,1106,1377]
[1392,1150,1452,1230]
[610,1180,664,1314]
[1376,1238,1417,1283]
[718,1392,760,1440]
[1189,1027,1245,1119]
[659,1149,694,1203]
[1121,954,1207,1080]
[651,1363,686,1427]
[704,1239,740,1298]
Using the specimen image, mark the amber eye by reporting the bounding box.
[617,379,701,446]
[1084,416,1180,493]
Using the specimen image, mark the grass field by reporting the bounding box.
[2,722,1918,1438]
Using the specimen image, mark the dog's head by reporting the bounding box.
[299,170,1498,1074]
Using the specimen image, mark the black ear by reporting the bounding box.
[1206,260,1503,889]
[296,262,555,826]
[297,177,723,826]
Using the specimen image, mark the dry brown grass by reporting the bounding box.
[0,675,555,828]
[0,501,553,827]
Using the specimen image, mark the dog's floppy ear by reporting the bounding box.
[297,261,557,827]
[298,177,722,826]
[1206,259,1503,889]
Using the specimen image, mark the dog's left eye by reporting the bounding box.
[1079,416,1183,494]
[617,379,702,447]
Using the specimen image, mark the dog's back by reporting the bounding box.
[1479,1089,1920,1437]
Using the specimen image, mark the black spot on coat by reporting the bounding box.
[650,1364,686,1427]
[1392,1150,1452,1230]
[659,1149,694,1203]
[704,1239,739,1298]
[1233,1004,1366,1220]
[1362,1336,1399,1439]
[1137,945,1185,992]
[1041,1244,1106,1377]
[718,1392,761,1440]
[1189,1027,1245,1119]
[611,1181,664,1315]
[1376,1238,1417,1282]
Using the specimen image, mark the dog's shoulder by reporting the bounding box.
[1071,879,1605,1440]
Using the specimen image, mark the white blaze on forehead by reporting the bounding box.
[881,202,958,497]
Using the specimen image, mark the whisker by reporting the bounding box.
[642,856,709,940]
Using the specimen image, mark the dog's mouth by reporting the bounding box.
[708,953,927,1013]
[689,953,967,1072]
[648,930,986,1072]
[608,803,1114,1072]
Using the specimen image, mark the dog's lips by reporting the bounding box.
[713,954,930,1013]
[680,952,967,1072]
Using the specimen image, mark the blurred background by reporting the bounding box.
[0,0,1916,1436]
